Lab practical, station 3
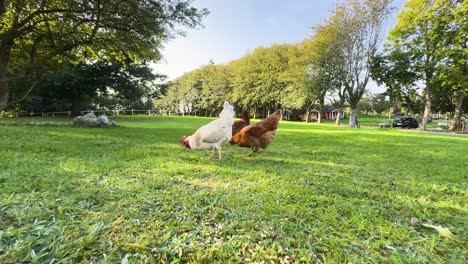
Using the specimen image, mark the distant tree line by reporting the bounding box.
[1,1,465,131]
[157,0,466,130]
[157,0,394,127]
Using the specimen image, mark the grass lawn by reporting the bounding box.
[0,116,466,263]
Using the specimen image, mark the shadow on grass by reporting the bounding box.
[1,117,466,262]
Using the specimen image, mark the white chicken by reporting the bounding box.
[180,101,235,159]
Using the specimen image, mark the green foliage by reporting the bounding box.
[155,70,202,114]
[195,64,233,114]
[2,0,208,68]
[0,0,209,110]
[332,0,393,127]
[30,61,162,113]
[277,42,313,110]
[158,44,297,116]
[232,44,291,111]
[157,0,394,125]
[385,0,466,129]
[0,116,467,262]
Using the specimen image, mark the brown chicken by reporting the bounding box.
[232,109,250,136]
[229,110,281,155]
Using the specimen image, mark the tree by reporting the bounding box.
[0,0,208,111]
[333,0,393,128]
[371,50,419,115]
[332,85,348,126]
[434,0,467,130]
[386,0,460,130]
[308,20,347,124]
[358,92,374,116]
[230,44,291,118]
[155,71,202,115]
[229,55,263,118]
[373,94,391,115]
[196,64,232,116]
[279,41,316,122]
[34,61,161,115]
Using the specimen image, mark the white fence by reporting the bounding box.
[2,109,201,118]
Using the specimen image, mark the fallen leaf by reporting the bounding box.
[385,245,396,250]
[411,217,463,243]
[421,223,463,243]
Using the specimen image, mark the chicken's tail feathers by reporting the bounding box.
[223,101,234,112]
[219,101,235,119]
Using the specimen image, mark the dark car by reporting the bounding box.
[393,116,419,128]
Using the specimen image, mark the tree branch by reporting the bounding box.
[15,79,40,103]
[88,0,101,44]
[13,8,86,37]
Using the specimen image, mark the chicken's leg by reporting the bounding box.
[209,148,217,159]
[217,149,222,160]
[246,147,259,156]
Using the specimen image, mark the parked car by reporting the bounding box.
[393,116,419,128]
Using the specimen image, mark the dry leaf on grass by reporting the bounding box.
[411,217,463,243]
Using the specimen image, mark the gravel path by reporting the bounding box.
[357,125,468,136]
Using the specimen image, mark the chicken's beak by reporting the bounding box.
[181,136,191,149]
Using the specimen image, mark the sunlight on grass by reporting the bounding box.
[0,116,466,263]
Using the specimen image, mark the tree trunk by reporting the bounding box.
[253,109,257,119]
[450,92,464,131]
[0,45,11,112]
[348,108,359,128]
[71,94,81,116]
[406,101,411,116]
[335,108,342,126]
[305,105,311,123]
[0,80,8,111]
[421,80,432,130]
[318,97,324,123]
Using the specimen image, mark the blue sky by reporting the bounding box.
[152,0,407,92]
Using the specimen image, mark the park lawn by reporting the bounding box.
[0,116,466,263]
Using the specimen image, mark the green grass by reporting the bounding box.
[0,116,466,263]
